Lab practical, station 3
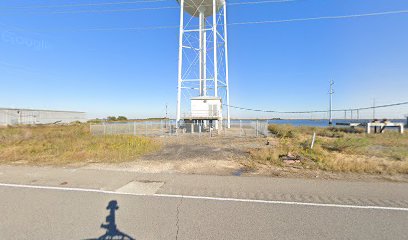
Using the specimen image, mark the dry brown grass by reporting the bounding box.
[250,124,408,174]
[0,124,160,165]
[322,153,408,174]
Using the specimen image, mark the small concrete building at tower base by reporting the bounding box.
[190,96,222,119]
[183,96,223,129]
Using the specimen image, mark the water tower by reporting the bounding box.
[176,0,231,129]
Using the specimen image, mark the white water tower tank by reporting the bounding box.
[177,0,224,17]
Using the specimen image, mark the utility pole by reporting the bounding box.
[329,80,334,125]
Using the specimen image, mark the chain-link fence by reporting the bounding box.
[90,120,269,138]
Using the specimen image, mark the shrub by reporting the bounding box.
[327,127,364,134]
[87,119,102,124]
[268,124,298,138]
[117,116,128,121]
[107,116,117,121]
[322,137,369,153]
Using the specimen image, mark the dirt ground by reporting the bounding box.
[87,136,265,175]
[141,136,264,161]
[86,135,408,182]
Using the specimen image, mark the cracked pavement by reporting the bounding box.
[175,197,183,240]
[0,165,408,239]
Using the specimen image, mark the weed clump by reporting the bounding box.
[322,137,369,153]
[268,124,298,138]
[250,124,408,174]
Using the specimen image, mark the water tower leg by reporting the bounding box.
[213,0,218,98]
[199,11,205,96]
[176,0,185,128]
[223,2,231,128]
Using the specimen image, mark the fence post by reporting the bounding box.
[133,122,136,136]
[145,122,147,136]
[311,132,316,149]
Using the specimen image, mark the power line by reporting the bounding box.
[52,5,178,14]
[226,104,327,114]
[3,8,408,33]
[229,9,408,26]
[229,0,296,6]
[0,0,173,10]
[68,24,179,32]
[53,8,408,32]
[224,101,408,114]
[2,0,295,10]
[348,101,408,112]
[0,0,296,14]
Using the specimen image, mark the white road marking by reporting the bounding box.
[0,182,407,212]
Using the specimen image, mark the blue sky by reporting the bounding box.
[1,0,408,119]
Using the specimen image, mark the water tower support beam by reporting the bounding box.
[223,2,231,128]
[213,0,219,129]
[213,0,218,97]
[176,0,185,127]
[199,10,206,96]
[203,18,207,96]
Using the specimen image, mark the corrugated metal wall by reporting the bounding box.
[0,108,86,126]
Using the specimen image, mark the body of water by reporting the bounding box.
[267,119,407,127]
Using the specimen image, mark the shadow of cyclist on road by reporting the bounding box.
[85,200,135,240]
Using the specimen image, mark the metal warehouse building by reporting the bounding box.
[0,108,86,126]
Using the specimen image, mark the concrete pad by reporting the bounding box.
[115,181,164,195]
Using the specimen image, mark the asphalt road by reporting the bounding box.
[0,166,408,239]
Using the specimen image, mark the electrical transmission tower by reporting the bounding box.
[176,0,231,129]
